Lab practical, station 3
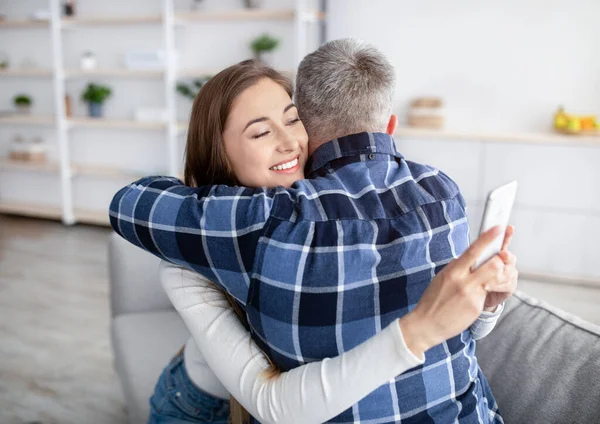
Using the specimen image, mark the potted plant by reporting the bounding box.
[176,76,211,101]
[13,94,32,114]
[81,83,111,118]
[250,34,279,65]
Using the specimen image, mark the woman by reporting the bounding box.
[147,60,506,424]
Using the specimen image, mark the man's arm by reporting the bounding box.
[109,176,279,302]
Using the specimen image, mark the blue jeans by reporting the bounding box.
[148,349,230,423]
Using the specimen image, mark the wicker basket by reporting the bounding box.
[407,97,444,129]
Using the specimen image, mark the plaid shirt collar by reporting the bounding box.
[305,132,404,175]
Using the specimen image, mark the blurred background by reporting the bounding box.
[1,0,599,423]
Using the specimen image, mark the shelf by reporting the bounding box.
[0,68,53,77]
[0,202,62,220]
[174,8,294,23]
[72,164,146,180]
[174,8,325,23]
[177,68,221,78]
[61,15,162,28]
[0,115,55,126]
[177,68,293,78]
[74,208,110,226]
[67,117,167,130]
[395,127,600,147]
[0,19,50,29]
[0,160,60,173]
[64,68,163,79]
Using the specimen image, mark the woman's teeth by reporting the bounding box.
[270,157,298,171]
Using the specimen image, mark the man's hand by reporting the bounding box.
[399,226,509,358]
[483,225,518,311]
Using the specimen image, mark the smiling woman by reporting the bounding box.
[184,60,308,190]
[150,59,312,424]
[222,78,308,188]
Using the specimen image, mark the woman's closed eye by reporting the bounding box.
[252,130,270,139]
[287,117,301,126]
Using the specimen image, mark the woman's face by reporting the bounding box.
[223,78,308,188]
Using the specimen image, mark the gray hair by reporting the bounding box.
[295,38,396,143]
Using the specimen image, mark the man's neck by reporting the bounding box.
[308,130,388,156]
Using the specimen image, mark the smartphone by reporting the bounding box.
[473,181,518,270]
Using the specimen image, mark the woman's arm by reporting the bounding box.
[470,303,504,340]
[160,261,424,424]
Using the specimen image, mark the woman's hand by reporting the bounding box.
[483,225,518,311]
[400,226,509,358]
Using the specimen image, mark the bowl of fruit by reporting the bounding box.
[554,106,600,135]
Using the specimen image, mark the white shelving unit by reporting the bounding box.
[64,69,165,79]
[0,0,325,226]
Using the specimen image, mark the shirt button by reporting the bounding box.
[176,392,181,397]
[368,153,375,160]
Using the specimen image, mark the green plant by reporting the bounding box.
[13,94,32,106]
[81,83,112,104]
[176,77,211,101]
[250,34,279,57]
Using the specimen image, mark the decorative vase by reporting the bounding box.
[64,1,75,16]
[243,0,261,8]
[257,51,275,66]
[81,51,97,70]
[88,102,103,118]
[191,0,205,10]
[16,104,31,115]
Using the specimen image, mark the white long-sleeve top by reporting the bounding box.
[160,261,503,424]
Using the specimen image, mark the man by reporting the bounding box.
[110,39,516,423]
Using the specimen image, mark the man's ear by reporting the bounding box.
[386,114,398,135]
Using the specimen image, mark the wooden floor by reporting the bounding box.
[1,215,599,424]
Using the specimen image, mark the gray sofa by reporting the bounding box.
[108,233,600,423]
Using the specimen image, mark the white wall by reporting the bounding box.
[327,0,600,133]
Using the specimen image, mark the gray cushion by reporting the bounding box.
[112,310,190,424]
[108,233,173,317]
[477,291,600,423]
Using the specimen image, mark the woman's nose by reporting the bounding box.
[277,131,299,153]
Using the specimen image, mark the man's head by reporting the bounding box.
[296,38,397,152]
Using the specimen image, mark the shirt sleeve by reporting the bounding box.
[160,261,425,424]
[109,176,278,303]
[469,303,505,340]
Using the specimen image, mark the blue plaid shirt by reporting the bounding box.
[110,132,502,423]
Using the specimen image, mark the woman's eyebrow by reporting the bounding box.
[243,104,297,131]
[244,117,268,131]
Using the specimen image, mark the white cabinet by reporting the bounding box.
[396,130,600,284]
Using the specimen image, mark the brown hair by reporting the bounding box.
[183,60,290,424]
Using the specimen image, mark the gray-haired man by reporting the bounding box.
[111,38,516,423]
